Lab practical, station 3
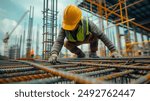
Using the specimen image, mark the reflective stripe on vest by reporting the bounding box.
[65,17,89,42]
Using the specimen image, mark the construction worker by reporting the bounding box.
[49,5,121,64]
[30,49,34,58]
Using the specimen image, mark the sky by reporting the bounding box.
[0,0,76,55]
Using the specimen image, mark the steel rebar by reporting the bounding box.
[0,67,36,74]
[96,70,134,80]
[0,73,53,83]
[80,68,116,76]
[0,70,46,78]
[16,76,61,84]
[68,62,150,71]
[18,60,107,84]
[131,72,150,84]
[0,65,30,69]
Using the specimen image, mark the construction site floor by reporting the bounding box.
[0,57,150,84]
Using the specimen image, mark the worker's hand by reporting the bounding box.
[48,54,58,64]
[111,51,122,58]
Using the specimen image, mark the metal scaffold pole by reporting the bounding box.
[42,0,58,60]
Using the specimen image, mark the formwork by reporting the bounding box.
[0,57,150,84]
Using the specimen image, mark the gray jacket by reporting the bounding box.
[51,18,116,55]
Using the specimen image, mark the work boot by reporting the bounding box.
[89,52,99,58]
[77,51,85,58]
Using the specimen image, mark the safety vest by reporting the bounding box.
[65,17,89,42]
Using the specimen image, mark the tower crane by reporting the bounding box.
[3,10,29,57]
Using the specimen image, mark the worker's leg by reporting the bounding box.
[64,41,85,58]
[89,38,99,58]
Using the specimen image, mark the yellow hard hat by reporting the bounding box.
[62,5,82,30]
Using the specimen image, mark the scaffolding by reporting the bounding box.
[77,0,150,57]
[42,0,58,60]
[9,45,20,59]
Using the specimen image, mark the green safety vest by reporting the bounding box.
[65,17,89,42]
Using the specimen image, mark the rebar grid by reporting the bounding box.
[0,70,46,78]
[131,72,150,84]
[19,60,106,84]
[0,65,32,69]
[0,57,149,84]
[0,73,53,83]
[96,70,135,80]
[0,67,37,74]
[66,62,150,71]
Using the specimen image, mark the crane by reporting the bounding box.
[3,10,29,57]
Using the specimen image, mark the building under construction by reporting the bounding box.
[0,0,150,84]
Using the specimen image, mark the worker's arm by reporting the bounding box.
[51,28,66,55]
[49,28,66,64]
[88,19,116,52]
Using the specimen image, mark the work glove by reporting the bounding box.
[48,54,58,64]
[111,51,122,58]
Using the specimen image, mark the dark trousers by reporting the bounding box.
[64,34,98,54]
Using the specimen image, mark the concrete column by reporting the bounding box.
[141,29,145,47]
[147,35,149,41]
[115,25,121,54]
[146,32,150,50]
[133,25,138,42]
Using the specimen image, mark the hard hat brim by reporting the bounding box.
[62,22,78,30]
[62,15,81,30]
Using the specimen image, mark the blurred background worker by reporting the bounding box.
[49,5,121,64]
[30,49,34,58]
